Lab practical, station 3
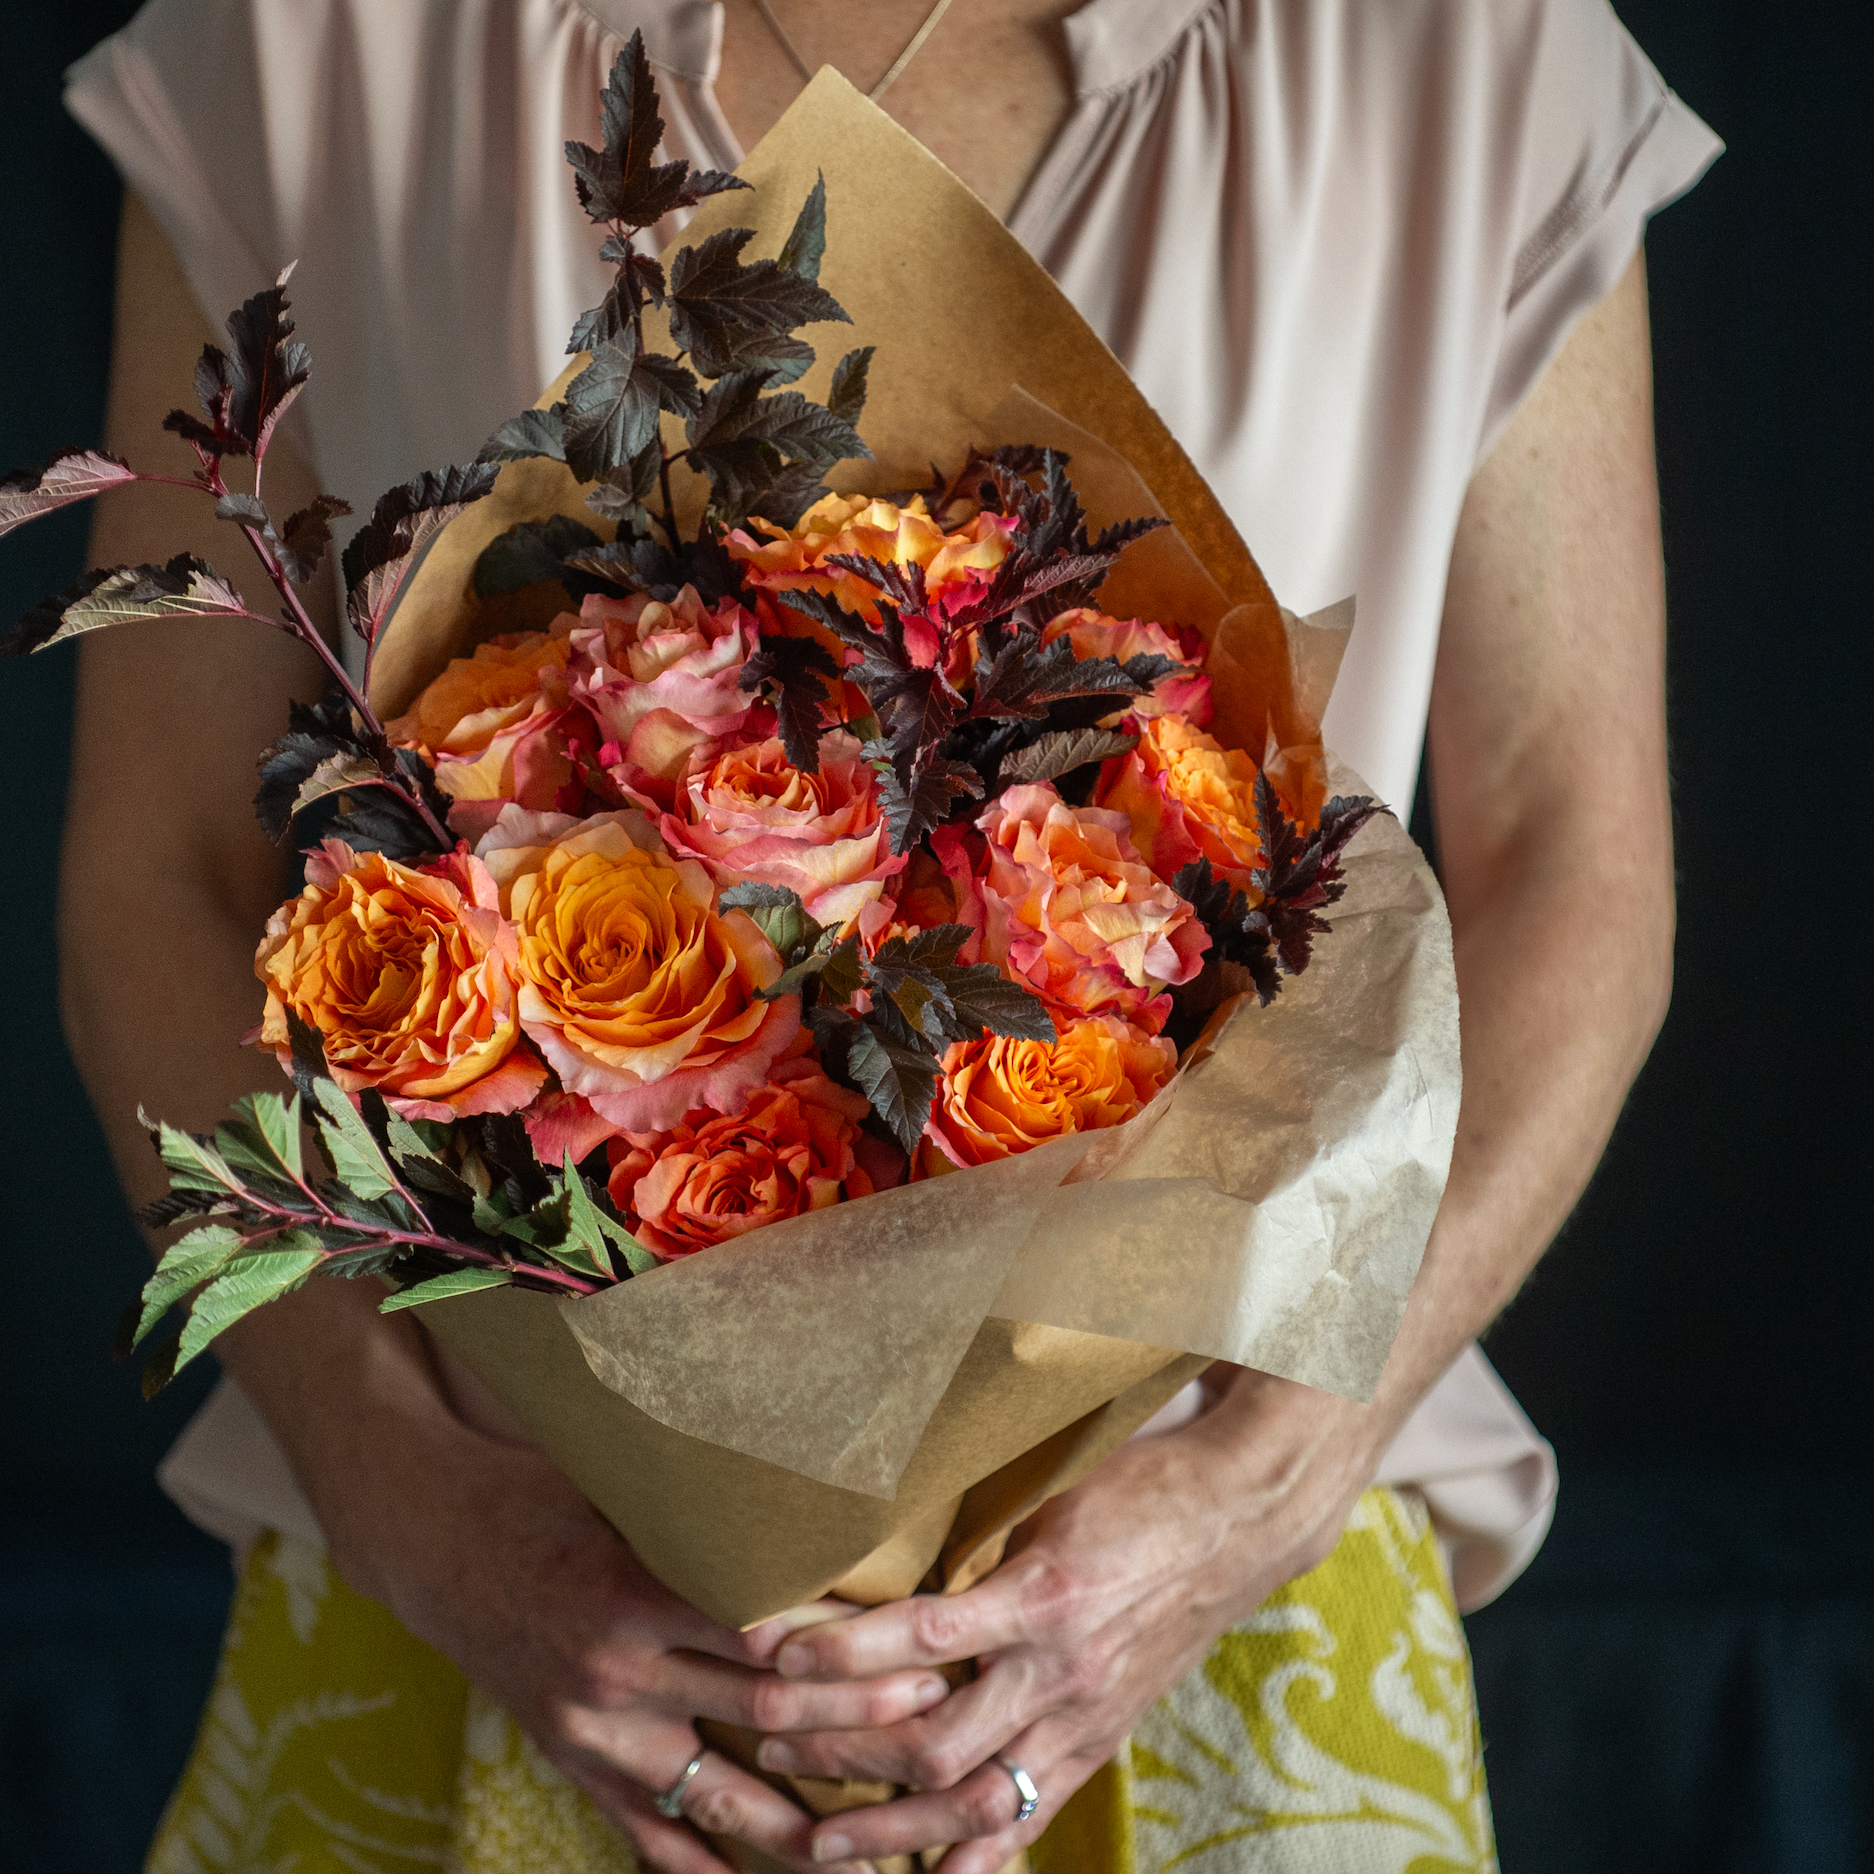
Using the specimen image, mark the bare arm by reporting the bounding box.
[755,253,1675,1873]
[61,195,924,1874]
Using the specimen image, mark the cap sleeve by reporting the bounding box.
[64,0,283,347]
[1477,0,1722,464]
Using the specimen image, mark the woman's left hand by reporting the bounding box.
[750,1368,1394,1873]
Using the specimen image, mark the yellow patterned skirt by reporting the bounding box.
[147,1486,1495,1874]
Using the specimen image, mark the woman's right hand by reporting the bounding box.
[348,1427,938,1873]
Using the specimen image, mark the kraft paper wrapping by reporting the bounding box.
[385,72,1458,1641]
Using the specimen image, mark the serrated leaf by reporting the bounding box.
[761,933,863,1005]
[845,1022,941,1155]
[999,726,1137,786]
[557,1153,618,1281]
[291,751,387,820]
[562,336,659,483]
[564,32,698,228]
[341,464,498,648]
[231,1091,305,1186]
[872,753,981,854]
[930,961,1057,1042]
[219,275,312,458]
[145,1113,244,1197]
[380,1267,513,1312]
[718,882,823,963]
[668,224,851,379]
[5,555,248,656]
[826,346,873,428]
[477,406,567,464]
[312,1079,399,1201]
[132,1224,244,1350]
[472,514,606,598]
[776,173,828,280]
[737,633,840,770]
[254,728,352,843]
[279,494,353,584]
[0,448,137,540]
[174,1239,325,1374]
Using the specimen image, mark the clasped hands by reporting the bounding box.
[375,1367,1377,1874]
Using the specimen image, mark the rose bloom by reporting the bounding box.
[477,807,798,1131]
[255,843,544,1121]
[386,624,594,840]
[726,491,1014,671]
[1040,607,1213,726]
[1095,711,1266,891]
[567,586,760,807]
[604,1054,878,1260]
[922,1015,1177,1173]
[936,783,1208,1035]
[658,729,905,934]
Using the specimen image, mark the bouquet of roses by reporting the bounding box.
[0,42,1457,1663]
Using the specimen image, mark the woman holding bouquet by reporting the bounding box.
[58,2,1715,1870]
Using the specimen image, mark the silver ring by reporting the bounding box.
[654,1750,706,1818]
[997,1756,1039,1825]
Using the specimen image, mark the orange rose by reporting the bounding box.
[1095,711,1265,890]
[922,1015,1177,1171]
[477,807,799,1131]
[605,1055,876,1259]
[935,783,1208,1035]
[726,491,1014,672]
[255,843,544,1120]
[658,729,905,934]
[1040,607,1213,726]
[386,623,598,840]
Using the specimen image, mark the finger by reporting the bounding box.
[740,1598,866,1666]
[651,1652,954,1733]
[553,1757,739,1874]
[673,1752,877,1874]
[755,1659,1029,1786]
[803,1753,1046,1865]
[774,1567,1046,1682]
[930,1745,1112,1874]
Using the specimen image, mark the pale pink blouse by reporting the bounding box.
[67,0,1720,1609]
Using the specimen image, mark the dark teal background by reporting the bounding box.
[1,5,1868,1869]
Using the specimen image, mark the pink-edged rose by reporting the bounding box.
[255,843,545,1121]
[476,806,799,1131]
[1094,711,1266,891]
[568,587,760,806]
[604,1053,883,1260]
[1041,607,1213,726]
[658,729,906,934]
[935,783,1208,1035]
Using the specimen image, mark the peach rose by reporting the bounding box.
[726,491,1015,671]
[1041,607,1213,726]
[936,783,1207,1034]
[604,1054,876,1260]
[658,729,905,934]
[567,587,760,806]
[387,623,597,840]
[1095,711,1266,891]
[923,1015,1177,1171]
[477,807,799,1131]
[255,843,544,1121]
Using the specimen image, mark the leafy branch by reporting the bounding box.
[1173,777,1386,1006]
[721,883,1054,1152]
[471,33,873,602]
[0,271,494,857]
[122,1025,654,1396]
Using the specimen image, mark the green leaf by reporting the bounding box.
[380,1267,513,1312]
[174,1238,325,1374]
[718,882,823,963]
[6,555,248,656]
[144,1111,244,1198]
[557,1153,620,1281]
[132,1224,244,1350]
[761,932,863,1005]
[311,1080,399,1202]
[231,1090,305,1185]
